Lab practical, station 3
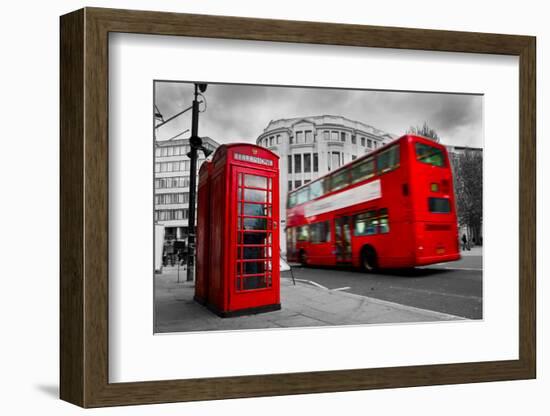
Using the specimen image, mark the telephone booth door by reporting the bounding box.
[229,166,281,313]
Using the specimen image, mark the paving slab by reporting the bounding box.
[154,270,465,333]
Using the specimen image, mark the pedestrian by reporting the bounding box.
[461,234,467,251]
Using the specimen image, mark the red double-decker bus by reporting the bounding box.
[286,134,460,271]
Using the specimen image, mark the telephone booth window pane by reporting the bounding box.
[240,246,263,260]
[243,276,267,290]
[241,203,267,216]
[244,261,266,275]
[244,174,267,188]
[243,217,268,230]
[242,232,269,248]
[243,188,267,203]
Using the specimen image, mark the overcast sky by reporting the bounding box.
[154,81,483,148]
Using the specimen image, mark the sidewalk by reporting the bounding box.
[155,270,464,333]
[460,246,482,256]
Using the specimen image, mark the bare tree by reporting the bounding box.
[408,121,440,142]
[449,150,483,245]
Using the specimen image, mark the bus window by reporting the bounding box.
[415,142,445,167]
[296,186,309,205]
[309,179,324,200]
[354,210,378,236]
[377,144,400,173]
[331,168,350,191]
[351,157,375,183]
[310,221,330,243]
[379,208,390,233]
[297,225,309,241]
[287,192,297,208]
[429,197,451,213]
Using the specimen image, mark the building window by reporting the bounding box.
[304,153,312,173]
[305,130,313,143]
[155,192,190,205]
[304,179,311,184]
[351,135,356,144]
[155,208,189,221]
[296,131,304,144]
[352,155,357,160]
[367,138,372,148]
[331,152,341,170]
[331,131,338,142]
[155,163,160,173]
[361,137,366,146]
[288,181,292,191]
[374,141,378,148]
[341,132,346,142]
[313,153,319,172]
[155,147,161,157]
[269,136,274,146]
[294,154,302,173]
[276,135,281,144]
[294,180,302,189]
[155,176,190,189]
[289,135,294,144]
[288,155,292,174]
[324,131,330,141]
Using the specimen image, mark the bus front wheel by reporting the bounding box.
[360,246,378,272]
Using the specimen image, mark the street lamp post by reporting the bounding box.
[186,83,208,282]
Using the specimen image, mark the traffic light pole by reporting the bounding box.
[186,84,202,282]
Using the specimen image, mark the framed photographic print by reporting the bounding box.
[60,7,536,408]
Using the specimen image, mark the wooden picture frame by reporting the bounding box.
[60,7,536,408]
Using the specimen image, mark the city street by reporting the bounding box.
[285,248,482,319]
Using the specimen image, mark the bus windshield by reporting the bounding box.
[415,142,445,167]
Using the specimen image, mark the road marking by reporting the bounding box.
[291,279,350,292]
[293,278,329,290]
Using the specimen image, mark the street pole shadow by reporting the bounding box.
[285,265,453,279]
[375,268,453,278]
[34,384,59,399]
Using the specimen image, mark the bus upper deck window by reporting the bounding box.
[309,180,324,200]
[377,145,400,173]
[296,186,310,205]
[288,193,297,208]
[415,142,446,167]
[351,158,375,183]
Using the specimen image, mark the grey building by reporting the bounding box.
[256,115,396,256]
[154,137,219,242]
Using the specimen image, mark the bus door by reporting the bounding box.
[335,216,352,263]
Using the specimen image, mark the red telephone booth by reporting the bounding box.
[194,160,212,305]
[195,143,281,317]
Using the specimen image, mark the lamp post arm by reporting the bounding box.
[154,104,194,129]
